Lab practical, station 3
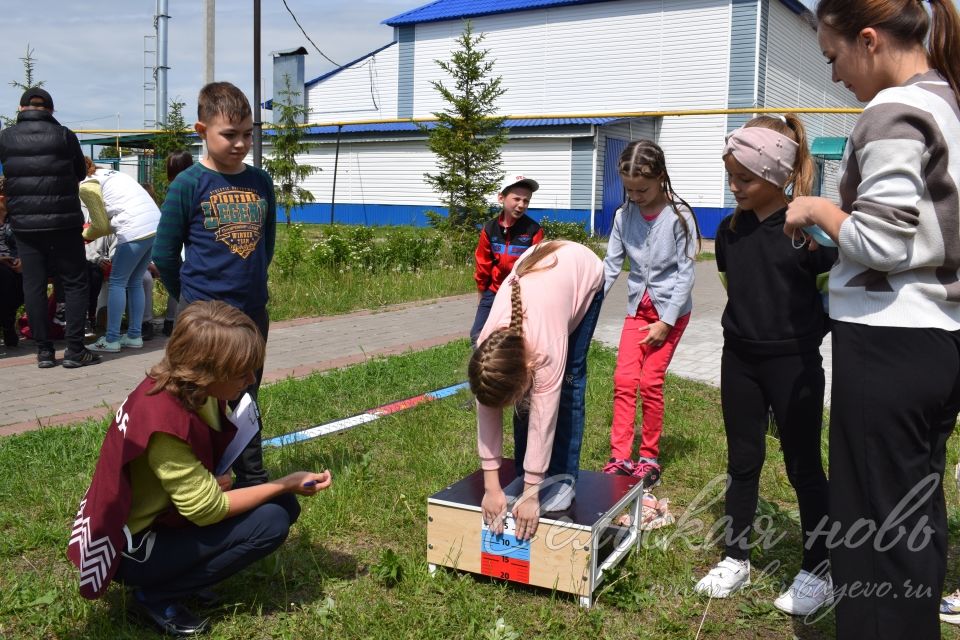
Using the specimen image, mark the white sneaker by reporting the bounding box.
[695,557,751,598]
[87,336,120,353]
[940,589,960,624]
[774,570,834,615]
[540,480,575,512]
[119,334,144,349]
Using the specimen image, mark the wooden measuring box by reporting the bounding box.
[426,459,645,607]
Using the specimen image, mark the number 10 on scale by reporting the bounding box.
[480,515,531,583]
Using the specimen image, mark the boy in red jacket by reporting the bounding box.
[470,174,544,346]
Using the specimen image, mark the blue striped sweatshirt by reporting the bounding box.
[152,163,276,314]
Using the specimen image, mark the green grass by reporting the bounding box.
[3,341,960,638]
[150,224,476,321]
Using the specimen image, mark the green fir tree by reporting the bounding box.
[422,22,508,229]
[4,45,45,126]
[151,100,191,201]
[264,75,319,226]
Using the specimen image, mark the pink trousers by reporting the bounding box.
[609,300,690,461]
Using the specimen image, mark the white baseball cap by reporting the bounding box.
[499,173,540,195]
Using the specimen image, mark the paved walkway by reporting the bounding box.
[0,259,833,437]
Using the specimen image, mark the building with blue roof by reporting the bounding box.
[265,0,860,235]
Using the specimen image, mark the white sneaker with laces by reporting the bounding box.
[695,557,751,598]
[773,569,834,615]
[88,336,120,353]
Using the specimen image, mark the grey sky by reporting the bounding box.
[1,0,819,136]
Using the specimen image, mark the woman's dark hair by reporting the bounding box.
[817,0,960,104]
[166,150,194,182]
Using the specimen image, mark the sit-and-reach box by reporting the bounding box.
[426,459,645,607]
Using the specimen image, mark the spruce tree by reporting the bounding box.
[264,75,319,226]
[151,100,191,201]
[423,22,507,229]
[4,45,45,126]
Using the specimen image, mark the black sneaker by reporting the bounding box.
[132,591,209,637]
[162,319,174,337]
[62,348,102,369]
[37,348,57,368]
[633,460,662,490]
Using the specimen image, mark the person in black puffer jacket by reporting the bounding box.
[0,88,101,368]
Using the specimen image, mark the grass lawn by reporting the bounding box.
[3,341,959,639]
[147,225,611,322]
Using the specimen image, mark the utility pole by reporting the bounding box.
[155,0,170,126]
[203,0,215,85]
[253,0,262,168]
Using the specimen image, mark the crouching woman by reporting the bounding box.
[68,300,331,636]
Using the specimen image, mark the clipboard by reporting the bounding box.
[215,393,260,476]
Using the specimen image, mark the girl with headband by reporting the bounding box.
[694,115,837,616]
[784,1,960,636]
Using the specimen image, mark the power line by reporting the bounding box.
[280,0,339,67]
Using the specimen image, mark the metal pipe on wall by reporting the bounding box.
[330,124,342,224]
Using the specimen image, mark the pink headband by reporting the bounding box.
[723,127,798,188]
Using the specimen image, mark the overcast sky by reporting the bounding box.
[1,0,820,136]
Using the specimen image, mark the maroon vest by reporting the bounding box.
[67,377,235,599]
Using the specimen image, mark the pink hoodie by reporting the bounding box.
[476,241,603,483]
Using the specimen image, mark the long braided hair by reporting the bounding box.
[468,242,565,408]
[618,140,701,256]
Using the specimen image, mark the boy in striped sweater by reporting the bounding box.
[153,82,277,490]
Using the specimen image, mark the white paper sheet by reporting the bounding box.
[215,393,260,476]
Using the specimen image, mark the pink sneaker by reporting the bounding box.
[633,460,661,490]
[602,458,634,476]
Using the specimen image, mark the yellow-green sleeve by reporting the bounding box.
[147,433,230,527]
[718,271,728,290]
[816,272,829,294]
[79,180,111,241]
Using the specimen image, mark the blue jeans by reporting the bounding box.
[106,237,155,342]
[513,288,604,484]
[470,289,496,348]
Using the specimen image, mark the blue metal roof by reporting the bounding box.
[383,0,808,26]
[384,0,614,25]
[301,117,621,136]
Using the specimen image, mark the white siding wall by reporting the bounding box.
[409,0,730,117]
[305,44,399,121]
[298,0,858,213]
[291,137,574,208]
[408,0,731,208]
[658,115,730,207]
[763,0,861,202]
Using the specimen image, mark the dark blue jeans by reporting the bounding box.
[514,288,604,483]
[470,289,496,348]
[115,494,300,604]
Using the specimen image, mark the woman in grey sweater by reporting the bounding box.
[785,1,960,637]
